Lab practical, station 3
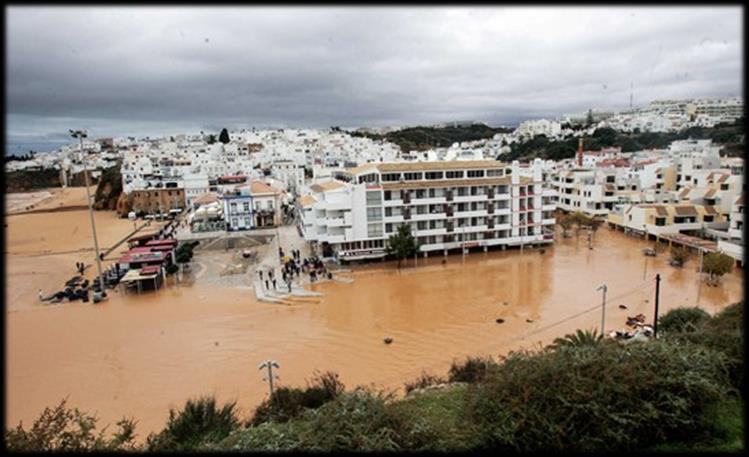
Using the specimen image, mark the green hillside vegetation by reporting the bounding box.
[6,302,744,452]
[351,123,513,152]
[504,117,744,162]
[5,168,63,193]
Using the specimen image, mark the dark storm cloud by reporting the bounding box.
[6,6,743,144]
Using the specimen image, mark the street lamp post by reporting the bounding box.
[71,129,105,296]
[597,283,608,336]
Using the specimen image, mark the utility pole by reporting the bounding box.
[697,247,704,305]
[258,360,280,397]
[597,283,608,336]
[71,129,105,296]
[653,274,661,338]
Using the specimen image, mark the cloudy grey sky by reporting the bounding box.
[6,6,743,152]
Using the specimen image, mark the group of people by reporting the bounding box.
[75,261,85,275]
[257,246,334,293]
[303,255,331,283]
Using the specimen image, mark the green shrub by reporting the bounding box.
[706,301,743,333]
[165,263,179,275]
[658,307,711,333]
[390,383,481,451]
[404,371,446,394]
[4,398,139,451]
[664,302,743,391]
[249,371,344,426]
[293,389,407,452]
[465,340,732,452]
[219,420,304,452]
[447,356,497,383]
[146,396,240,451]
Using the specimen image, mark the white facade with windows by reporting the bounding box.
[222,185,253,231]
[298,159,555,261]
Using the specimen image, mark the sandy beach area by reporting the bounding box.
[4,196,744,438]
[5,187,144,311]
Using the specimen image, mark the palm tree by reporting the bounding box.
[550,329,603,350]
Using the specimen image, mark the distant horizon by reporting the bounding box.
[5,91,743,157]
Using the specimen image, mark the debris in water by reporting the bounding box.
[619,305,627,310]
[502,301,509,306]
[495,318,505,324]
[214,341,219,346]
[383,337,393,344]
[526,318,534,323]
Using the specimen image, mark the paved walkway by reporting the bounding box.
[252,224,324,304]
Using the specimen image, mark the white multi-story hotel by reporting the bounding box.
[298,159,555,261]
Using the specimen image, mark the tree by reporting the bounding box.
[586,109,594,127]
[206,134,217,145]
[218,128,230,144]
[550,329,603,350]
[669,246,690,267]
[386,224,419,269]
[702,251,734,285]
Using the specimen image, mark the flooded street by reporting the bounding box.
[5,213,743,439]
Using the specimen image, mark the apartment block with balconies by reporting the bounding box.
[298,159,555,261]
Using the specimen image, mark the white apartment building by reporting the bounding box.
[717,194,744,266]
[298,159,555,262]
[553,168,631,216]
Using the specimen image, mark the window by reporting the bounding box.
[655,217,666,226]
[446,170,464,179]
[703,215,714,222]
[467,169,485,178]
[367,223,383,237]
[403,172,423,181]
[230,202,237,212]
[367,207,383,221]
[486,168,504,177]
[721,184,729,191]
[366,191,382,205]
[243,202,250,211]
[384,190,392,200]
[382,173,401,182]
[425,171,443,180]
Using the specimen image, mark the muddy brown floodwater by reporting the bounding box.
[5,222,743,441]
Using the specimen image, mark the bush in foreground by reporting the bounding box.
[249,371,344,426]
[447,356,497,383]
[404,371,446,394]
[665,302,744,391]
[658,307,711,333]
[293,389,418,452]
[146,396,239,451]
[465,340,732,452]
[5,398,138,452]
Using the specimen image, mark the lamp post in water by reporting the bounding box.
[258,360,280,397]
[597,283,608,336]
[71,129,105,296]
